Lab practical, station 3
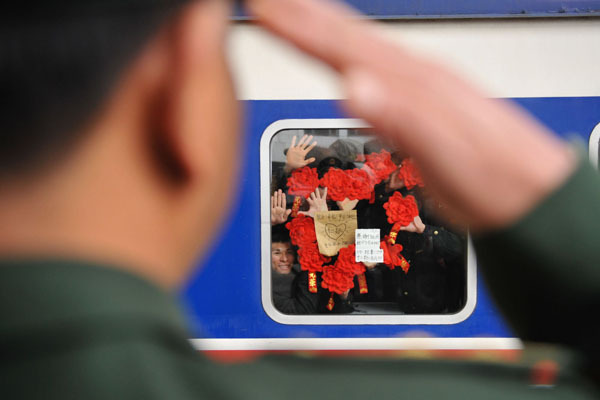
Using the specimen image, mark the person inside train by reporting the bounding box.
[271,225,320,314]
[357,147,466,313]
[392,197,466,314]
[1,0,599,398]
[272,185,354,313]
[325,137,465,312]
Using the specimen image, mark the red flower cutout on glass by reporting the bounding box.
[298,241,331,273]
[345,169,372,200]
[398,158,424,190]
[287,167,319,198]
[383,192,419,227]
[321,168,373,201]
[321,265,355,294]
[320,245,365,294]
[285,215,317,247]
[319,168,348,201]
[363,150,397,185]
[335,244,366,275]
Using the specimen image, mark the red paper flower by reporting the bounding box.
[363,150,397,185]
[335,244,366,275]
[383,192,419,227]
[398,158,424,190]
[345,169,373,200]
[320,244,366,294]
[285,215,316,247]
[287,167,319,198]
[321,265,355,294]
[298,242,331,273]
[319,168,349,201]
[381,238,410,273]
[320,168,373,201]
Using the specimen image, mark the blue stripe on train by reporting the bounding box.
[181,97,600,339]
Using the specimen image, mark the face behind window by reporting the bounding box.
[271,242,295,274]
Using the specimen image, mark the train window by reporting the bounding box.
[260,119,476,325]
[588,122,600,169]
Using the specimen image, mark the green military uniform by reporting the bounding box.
[1,161,599,399]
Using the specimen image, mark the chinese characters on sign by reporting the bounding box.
[355,229,383,263]
[314,210,357,256]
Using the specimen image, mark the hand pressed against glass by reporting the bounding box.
[299,187,328,218]
[285,135,318,172]
[271,189,292,225]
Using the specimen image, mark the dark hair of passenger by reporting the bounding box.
[0,2,185,179]
[271,225,291,244]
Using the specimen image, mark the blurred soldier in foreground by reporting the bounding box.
[1,0,598,399]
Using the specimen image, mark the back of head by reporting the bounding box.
[0,0,186,179]
[271,224,291,245]
[0,0,242,287]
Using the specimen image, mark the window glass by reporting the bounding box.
[268,126,468,317]
[590,122,600,169]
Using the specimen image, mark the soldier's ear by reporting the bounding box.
[154,0,235,184]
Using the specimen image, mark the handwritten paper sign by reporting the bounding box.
[355,229,383,263]
[314,210,357,256]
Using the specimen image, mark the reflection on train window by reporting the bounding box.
[269,128,468,316]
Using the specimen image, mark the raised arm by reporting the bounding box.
[248,0,575,231]
[248,0,600,357]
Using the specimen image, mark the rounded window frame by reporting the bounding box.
[260,119,477,325]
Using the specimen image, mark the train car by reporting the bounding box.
[180,1,600,356]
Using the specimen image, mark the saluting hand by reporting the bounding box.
[249,0,575,231]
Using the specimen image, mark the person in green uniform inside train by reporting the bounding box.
[0,0,598,398]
